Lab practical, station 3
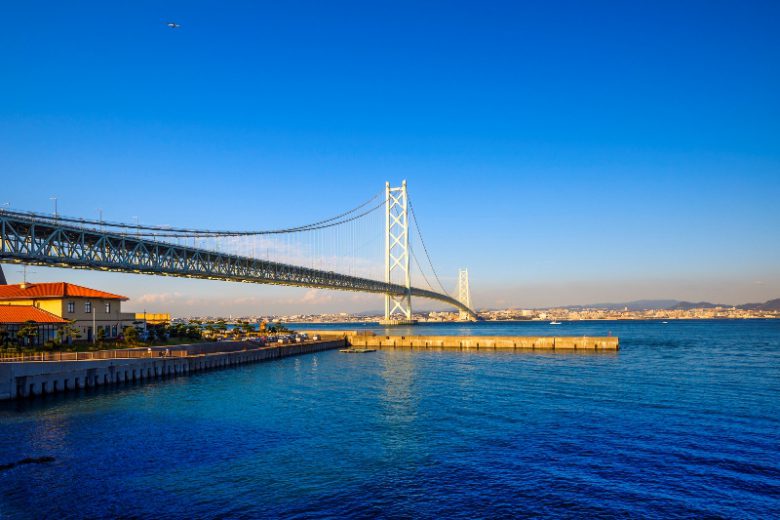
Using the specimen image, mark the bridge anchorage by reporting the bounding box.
[0,181,478,322]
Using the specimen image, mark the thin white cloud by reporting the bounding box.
[136,292,184,304]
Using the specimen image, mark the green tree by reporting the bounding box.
[185,325,202,340]
[62,321,82,346]
[54,326,65,347]
[204,322,215,338]
[161,324,171,340]
[124,325,139,345]
[17,321,39,350]
[175,323,187,338]
[0,325,9,350]
[96,326,106,346]
[146,325,156,342]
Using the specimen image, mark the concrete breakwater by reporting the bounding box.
[1,334,618,401]
[0,339,345,401]
[332,333,619,351]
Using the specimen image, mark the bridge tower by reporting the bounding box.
[381,180,416,325]
[458,268,472,321]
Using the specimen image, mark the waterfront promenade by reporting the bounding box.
[0,338,346,400]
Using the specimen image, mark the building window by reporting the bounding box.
[84,302,92,313]
[105,302,111,313]
[67,301,75,313]
[112,325,117,337]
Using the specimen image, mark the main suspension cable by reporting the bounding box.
[0,190,384,237]
[408,197,451,297]
[114,197,389,238]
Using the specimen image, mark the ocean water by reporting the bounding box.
[1,320,779,519]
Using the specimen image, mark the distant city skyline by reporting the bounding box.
[2,1,779,315]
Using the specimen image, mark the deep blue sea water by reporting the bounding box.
[1,320,779,519]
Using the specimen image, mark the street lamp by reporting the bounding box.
[49,196,58,218]
[92,301,96,345]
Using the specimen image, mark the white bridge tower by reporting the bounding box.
[382,180,416,325]
[458,268,472,321]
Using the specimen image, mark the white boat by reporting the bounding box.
[550,321,562,325]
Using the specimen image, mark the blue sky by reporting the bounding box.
[1,1,779,314]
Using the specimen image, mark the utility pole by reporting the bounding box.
[16,266,36,286]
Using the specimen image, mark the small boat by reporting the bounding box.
[549,321,562,325]
[661,321,668,324]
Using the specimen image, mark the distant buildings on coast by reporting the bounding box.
[184,305,779,325]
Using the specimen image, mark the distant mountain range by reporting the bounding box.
[737,298,780,311]
[560,298,780,311]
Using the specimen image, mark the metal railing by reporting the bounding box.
[0,338,339,363]
[0,349,189,362]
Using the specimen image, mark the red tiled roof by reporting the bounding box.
[0,306,68,324]
[0,282,128,301]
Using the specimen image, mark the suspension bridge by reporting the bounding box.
[0,181,477,322]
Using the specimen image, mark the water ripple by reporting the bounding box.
[0,320,778,518]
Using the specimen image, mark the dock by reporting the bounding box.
[304,331,620,351]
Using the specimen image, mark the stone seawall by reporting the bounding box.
[0,339,345,401]
[345,335,619,351]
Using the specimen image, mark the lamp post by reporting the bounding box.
[49,197,58,219]
[92,302,96,346]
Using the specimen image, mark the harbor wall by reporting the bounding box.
[0,334,619,401]
[344,334,619,351]
[0,339,345,401]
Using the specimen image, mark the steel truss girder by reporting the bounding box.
[0,211,476,317]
